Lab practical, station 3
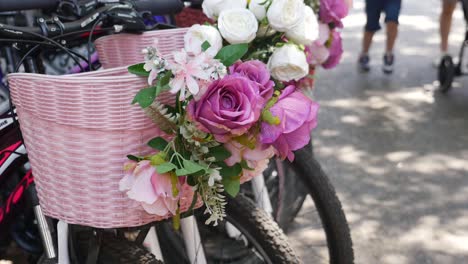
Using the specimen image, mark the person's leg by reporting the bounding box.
[359,0,382,71]
[382,0,401,73]
[385,22,398,54]
[361,0,382,54]
[362,31,375,54]
[384,0,401,54]
[440,0,457,54]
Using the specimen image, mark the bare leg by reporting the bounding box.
[385,21,398,54]
[362,30,375,54]
[440,0,457,53]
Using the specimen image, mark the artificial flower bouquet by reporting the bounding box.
[120,0,348,226]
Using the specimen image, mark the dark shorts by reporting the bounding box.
[365,0,402,32]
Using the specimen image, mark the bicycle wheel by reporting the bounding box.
[38,231,162,264]
[157,193,300,264]
[438,55,455,93]
[290,145,354,264]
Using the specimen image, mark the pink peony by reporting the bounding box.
[187,75,264,142]
[319,0,349,28]
[322,30,343,69]
[306,42,330,66]
[120,160,180,216]
[240,158,270,183]
[305,23,331,65]
[229,60,274,100]
[260,85,319,161]
[223,140,274,183]
[223,140,274,167]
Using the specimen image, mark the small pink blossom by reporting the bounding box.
[169,49,212,100]
[119,160,180,216]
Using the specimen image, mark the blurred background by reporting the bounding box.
[289,0,468,263]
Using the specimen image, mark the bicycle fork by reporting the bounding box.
[28,183,57,259]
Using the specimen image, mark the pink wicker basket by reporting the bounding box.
[8,67,201,228]
[94,28,266,184]
[95,28,188,69]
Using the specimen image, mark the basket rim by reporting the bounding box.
[94,27,189,44]
[8,68,144,82]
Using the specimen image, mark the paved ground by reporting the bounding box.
[289,1,468,263]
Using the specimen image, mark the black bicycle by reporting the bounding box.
[438,0,468,92]
[0,1,299,263]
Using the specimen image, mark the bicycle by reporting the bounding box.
[0,1,300,263]
[96,3,355,263]
[438,0,468,92]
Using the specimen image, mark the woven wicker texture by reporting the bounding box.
[94,28,265,185]
[8,69,201,228]
[95,27,188,69]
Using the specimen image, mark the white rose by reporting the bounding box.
[249,0,267,21]
[267,45,309,82]
[267,0,305,32]
[184,24,223,56]
[202,0,247,19]
[285,6,319,45]
[218,9,258,44]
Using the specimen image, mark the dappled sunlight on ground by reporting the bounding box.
[289,0,468,263]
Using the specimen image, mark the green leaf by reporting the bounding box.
[175,168,190,176]
[222,176,240,197]
[219,163,242,178]
[240,160,254,171]
[210,145,231,161]
[201,40,211,51]
[215,44,249,66]
[132,86,157,108]
[148,137,168,151]
[128,63,149,77]
[127,155,143,162]
[159,70,173,87]
[156,162,177,174]
[182,159,206,174]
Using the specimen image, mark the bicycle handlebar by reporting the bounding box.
[0,1,184,39]
[132,0,184,15]
[0,0,184,14]
[0,0,57,12]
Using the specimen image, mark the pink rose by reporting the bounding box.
[260,85,319,161]
[229,60,274,100]
[120,160,179,216]
[187,75,264,142]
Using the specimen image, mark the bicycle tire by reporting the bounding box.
[38,232,162,264]
[157,193,300,264]
[438,55,454,93]
[291,145,354,264]
[98,234,162,264]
